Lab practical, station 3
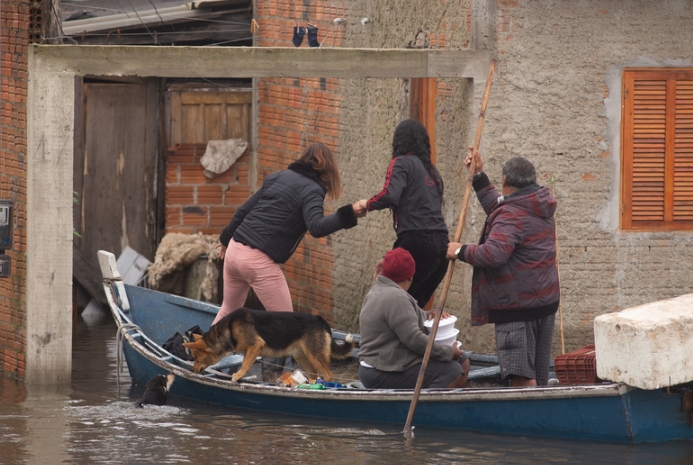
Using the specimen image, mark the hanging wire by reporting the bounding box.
[319,24,337,48]
[61,2,255,26]
[50,1,79,44]
[205,35,254,46]
[49,29,249,39]
[139,15,253,26]
[124,0,159,44]
[113,0,133,19]
[61,3,128,14]
[145,0,166,26]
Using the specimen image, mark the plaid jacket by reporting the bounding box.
[458,173,560,326]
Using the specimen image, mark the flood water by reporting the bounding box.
[1,309,693,465]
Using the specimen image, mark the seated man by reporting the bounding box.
[358,248,470,389]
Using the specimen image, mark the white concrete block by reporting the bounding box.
[594,294,693,390]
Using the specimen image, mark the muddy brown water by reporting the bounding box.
[1,309,693,465]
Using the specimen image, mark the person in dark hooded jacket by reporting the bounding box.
[447,147,560,387]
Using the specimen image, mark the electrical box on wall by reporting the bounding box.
[0,200,12,250]
[0,200,13,278]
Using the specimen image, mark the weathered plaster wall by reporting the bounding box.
[335,0,693,357]
[254,0,483,325]
[476,0,693,353]
[332,1,478,337]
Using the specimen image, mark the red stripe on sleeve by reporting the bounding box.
[366,157,398,211]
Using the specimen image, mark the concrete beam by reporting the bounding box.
[31,45,494,80]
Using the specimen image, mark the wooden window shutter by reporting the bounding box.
[622,69,693,231]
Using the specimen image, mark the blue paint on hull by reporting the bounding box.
[113,284,693,443]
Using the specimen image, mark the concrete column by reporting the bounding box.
[471,0,496,51]
[26,51,75,385]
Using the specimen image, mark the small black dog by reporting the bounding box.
[135,373,175,407]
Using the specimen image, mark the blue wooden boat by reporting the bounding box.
[98,251,693,443]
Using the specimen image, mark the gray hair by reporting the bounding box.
[502,157,536,188]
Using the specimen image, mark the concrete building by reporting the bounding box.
[2,0,693,384]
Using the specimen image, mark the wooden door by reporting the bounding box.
[410,78,438,310]
[74,79,160,276]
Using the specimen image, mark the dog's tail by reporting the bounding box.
[330,333,355,360]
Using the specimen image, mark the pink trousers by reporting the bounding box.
[213,239,293,325]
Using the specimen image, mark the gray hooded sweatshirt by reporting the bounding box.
[359,275,453,372]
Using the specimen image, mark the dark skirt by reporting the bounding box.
[393,230,449,308]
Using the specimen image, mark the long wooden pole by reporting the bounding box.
[404,59,496,435]
[551,177,565,354]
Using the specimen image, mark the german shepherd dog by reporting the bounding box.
[182,308,355,382]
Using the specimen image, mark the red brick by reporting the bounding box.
[166,185,194,205]
[179,165,208,184]
[209,169,236,183]
[166,206,182,226]
[209,206,236,226]
[166,164,180,184]
[182,207,208,226]
[225,185,251,205]
[197,185,224,205]
[236,163,250,184]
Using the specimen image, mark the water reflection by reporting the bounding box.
[1,308,693,464]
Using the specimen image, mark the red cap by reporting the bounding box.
[381,248,416,283]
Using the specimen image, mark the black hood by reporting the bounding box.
[288,160,327,193]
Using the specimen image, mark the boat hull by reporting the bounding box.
[99,267,693,444]
[120,334,693,443]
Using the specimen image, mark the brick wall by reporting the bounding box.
[165,143,251,236]
[254,1,347,322]
[0,0,30,380]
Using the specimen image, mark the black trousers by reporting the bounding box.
[393,230,449,308]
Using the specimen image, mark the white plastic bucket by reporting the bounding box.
[435,328,460,347]
[424,315,458,339]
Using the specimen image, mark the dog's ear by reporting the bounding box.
[182,338,209,353]
[193,333,203,341]
[182,340,202,350]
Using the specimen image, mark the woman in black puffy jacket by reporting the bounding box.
[213,142,363,325]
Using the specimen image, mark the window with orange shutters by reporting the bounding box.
[622,69,693,231]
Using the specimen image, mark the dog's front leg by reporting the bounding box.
[231,342,264,382]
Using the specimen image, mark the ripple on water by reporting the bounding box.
[5,305,691,465]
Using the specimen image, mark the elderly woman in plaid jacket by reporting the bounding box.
[447,147,560,387]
